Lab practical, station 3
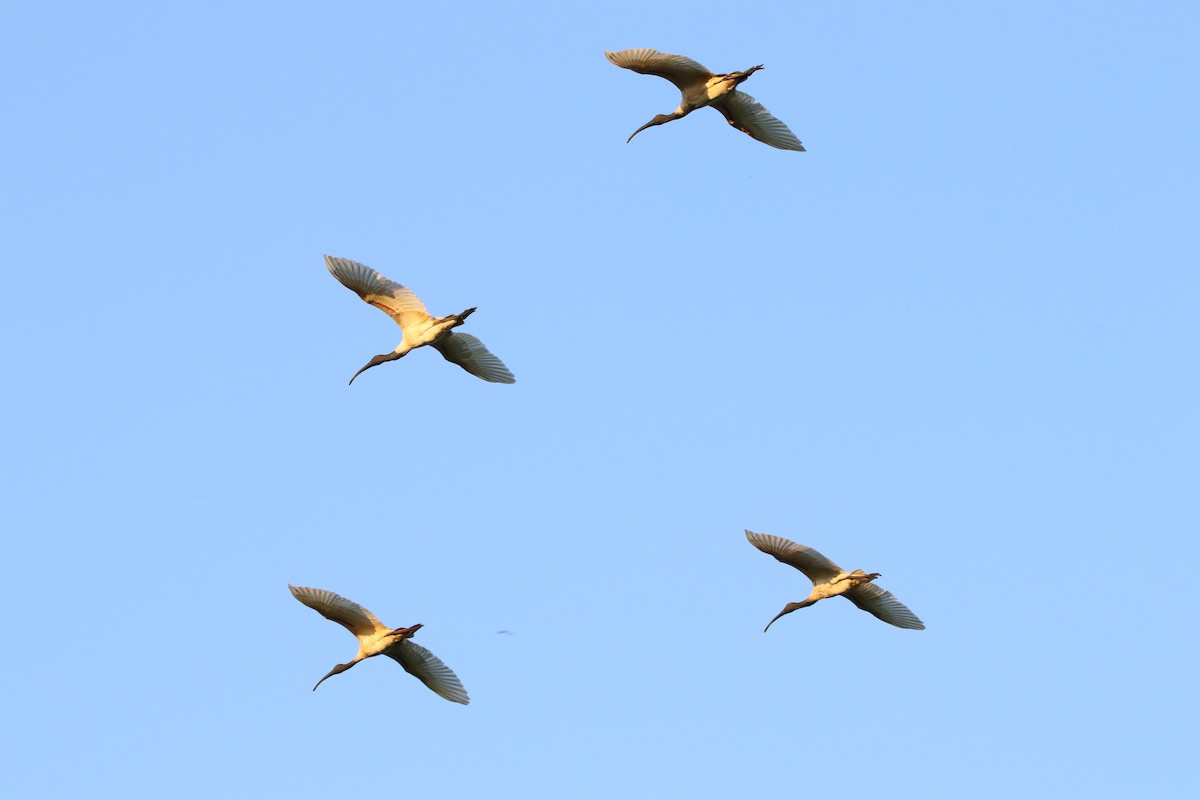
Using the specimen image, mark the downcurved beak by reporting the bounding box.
[348,353,400,385]
[763,602,804,633]
[627,122,655,143]
[312,661,353,691]
[763,610,789,633]
[626,112,682,143]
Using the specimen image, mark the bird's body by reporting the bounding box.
[325,255,515,385]
[605,49,805,151]
[745,531,925,631]
[289,584,470,703]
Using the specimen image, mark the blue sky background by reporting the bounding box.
[3,1,1197,797]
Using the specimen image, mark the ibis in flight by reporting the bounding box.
[325,255,515,385]
[745,531,925,631]
[605,48,805,151]
[289,584,470,703]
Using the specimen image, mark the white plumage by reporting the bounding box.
[289,584,470,704]
[325,255,515,385]
[605,48,805,151]
[745,531,925,631]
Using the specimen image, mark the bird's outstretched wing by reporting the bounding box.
[844,583,925,630]
[711,91,805,151]
[431,331,516,384]
[385,640,471,705]
[325,255,431,328]
[289,585,391,638]
[605,49,712,92]
[744,531,843,584]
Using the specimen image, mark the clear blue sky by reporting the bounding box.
[3,1,1197,797]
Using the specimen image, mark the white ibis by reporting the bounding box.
[745,531,925,631]
[605,48,805,151]
[289,584,470,703]
[325,255,515,385]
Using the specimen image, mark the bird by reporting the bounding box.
[605,48,805,151]
[289,584,470,703]
[325,255,515,385]
[744,531,925,631]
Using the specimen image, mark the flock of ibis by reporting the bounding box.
[294,50,922,704]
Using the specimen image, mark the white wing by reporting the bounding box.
[325,255,431,328]
[711,91,805,151]
[845,583,925,630]
[744,531,842,584]
[605,49,712,91]
[385,640,470,705]
[431,331,515,384]
[289,585,391,639]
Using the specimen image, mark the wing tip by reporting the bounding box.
[605,48,669,69]
[744,529,774,550]
[324,254,361,282]
[744,529,779,548]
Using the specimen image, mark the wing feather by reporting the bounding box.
[289,585,390,639]
[385,640,471,704]
[845,583,926,630]
[325,255,431,327]
[711,91,805,151]
[431,331,516,384]
[744,531,842,584]
[605,49,712,92]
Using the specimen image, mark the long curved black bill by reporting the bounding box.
[763,611,789,633]
[349,353,399,385]
[312,661,354,691]
[626,112,682,143]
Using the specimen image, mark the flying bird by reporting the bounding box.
[289,584,470,703]
[605,48,805,151]
[325,255,515,385]
[745,531,924,631]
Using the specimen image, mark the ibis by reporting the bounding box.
[289,584,470,703]
[745,531,925,631]
[325,255,515,385]
[605,49,805,150]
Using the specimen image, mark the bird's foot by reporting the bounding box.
[392,623,423,639]
[457,307,477,322]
